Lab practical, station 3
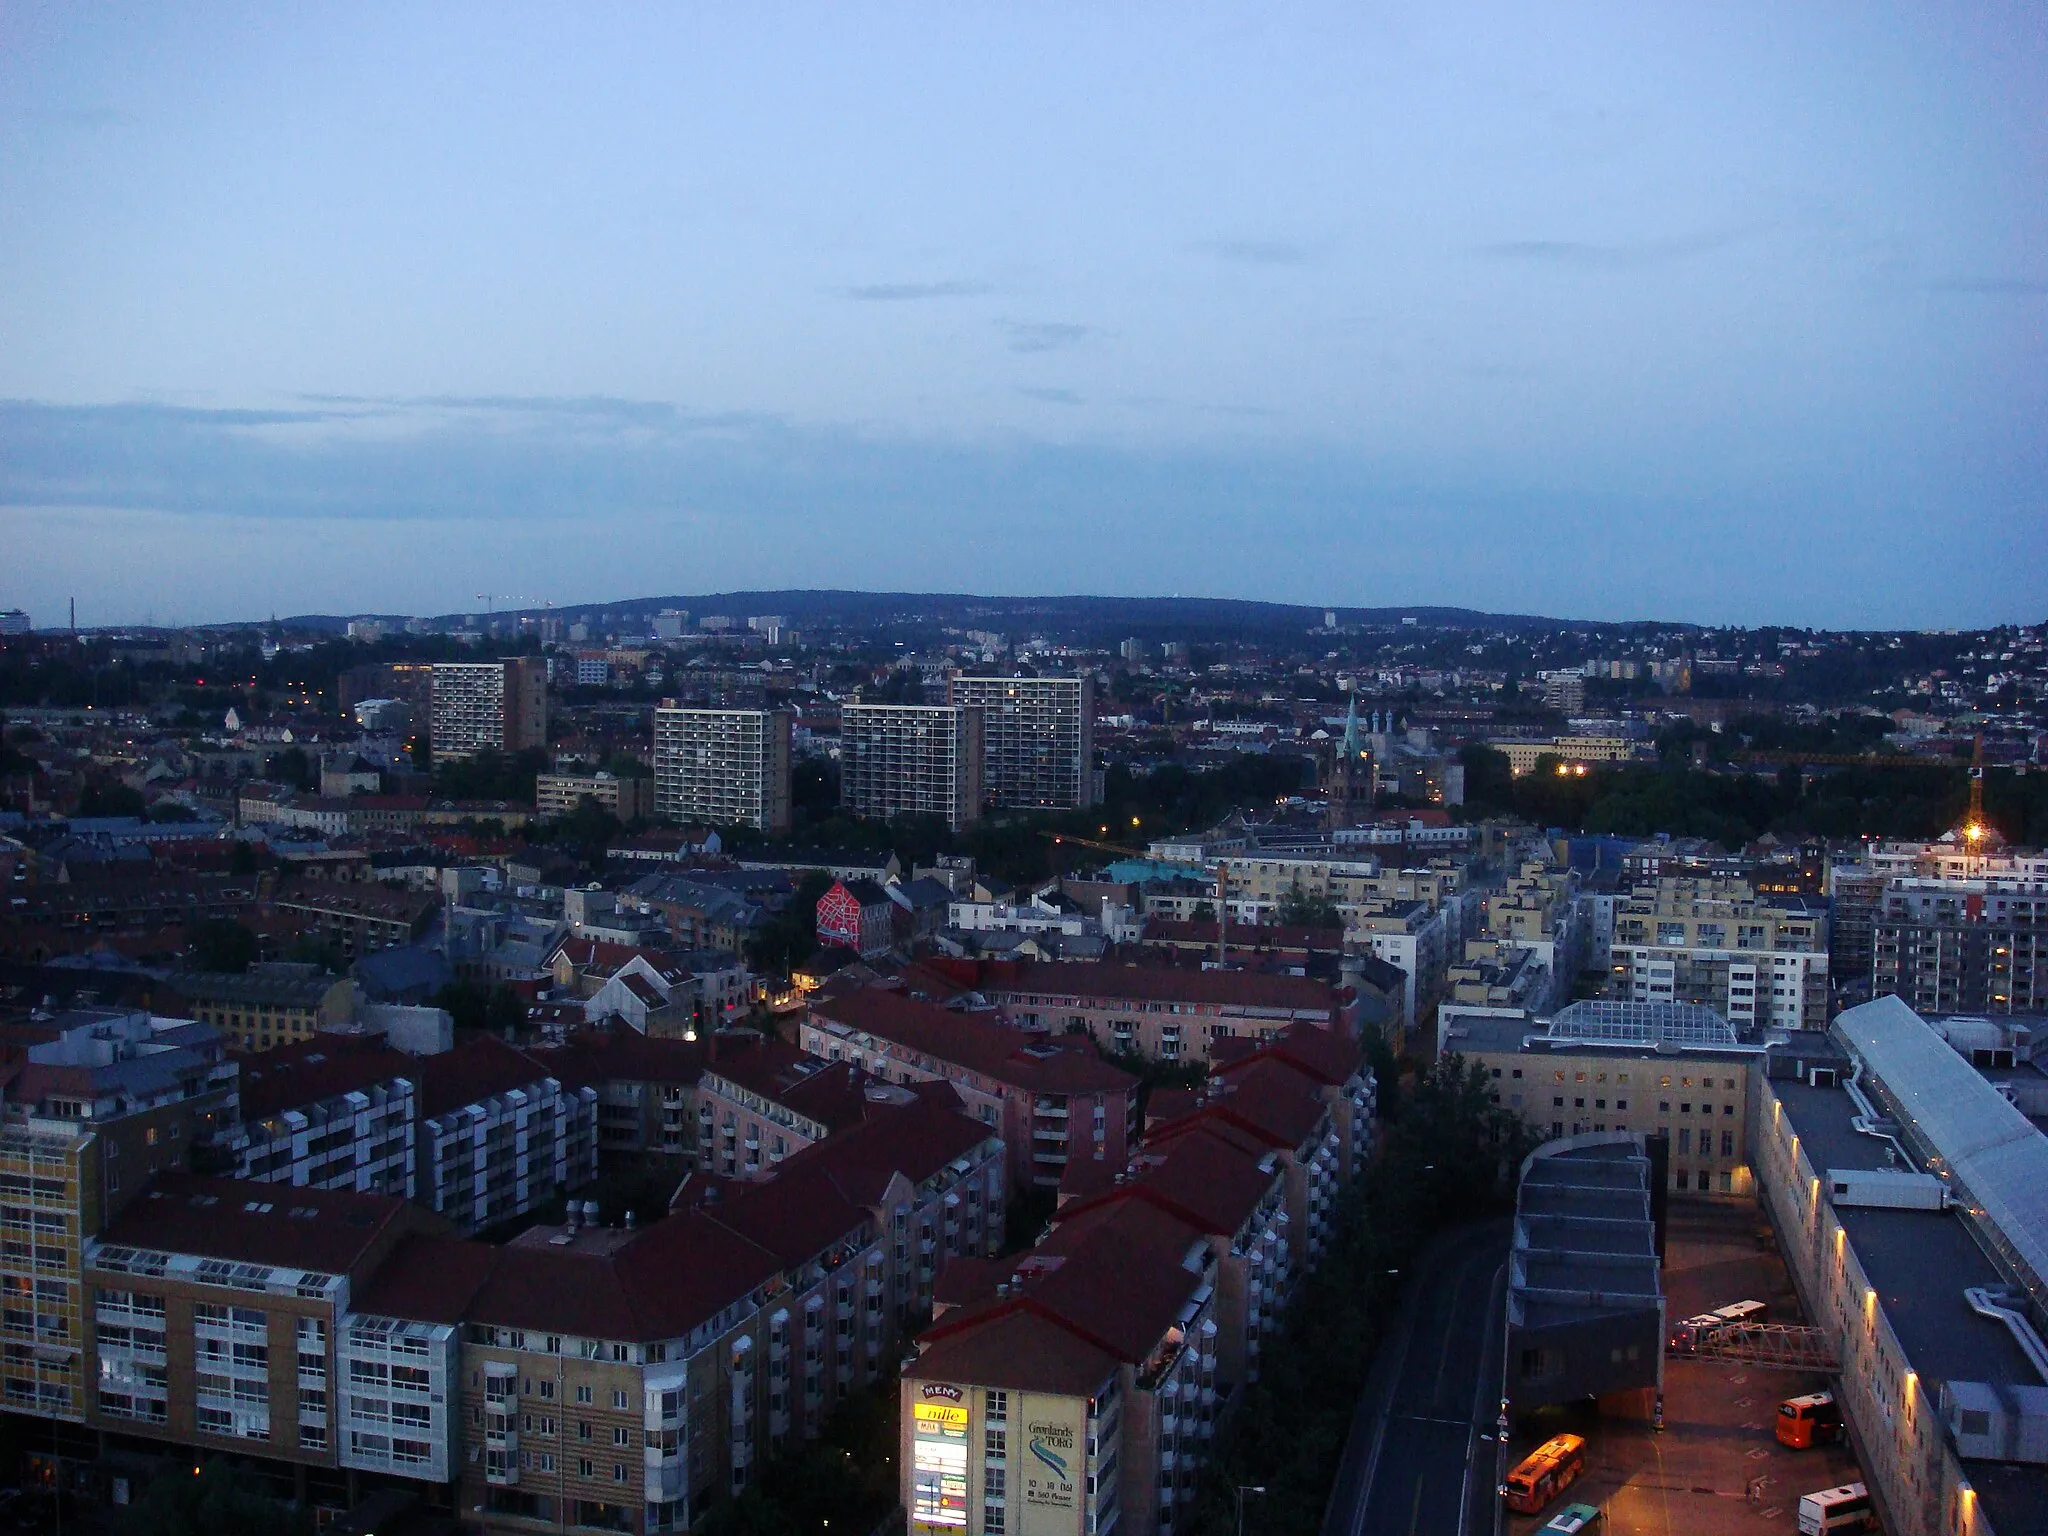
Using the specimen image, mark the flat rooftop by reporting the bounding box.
[1775,1078,2048,1533]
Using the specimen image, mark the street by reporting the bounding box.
[1324,1220,1511,1536]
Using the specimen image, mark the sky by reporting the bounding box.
[1,4,2044,630]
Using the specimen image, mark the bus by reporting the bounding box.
[1776,1391,1843,1449]
[1797,1482,1876,1534]
[1502,1434,1586,1515]
[1669,1299,1769,1354]
[1714,1299,1769,1329]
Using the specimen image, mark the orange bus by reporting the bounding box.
[1502,1434,1587,1515]
[1776,1391,1843,1449]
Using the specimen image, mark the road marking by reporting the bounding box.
[1407,1470,1426,1536]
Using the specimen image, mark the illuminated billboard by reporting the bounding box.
[1017,1394,1085,1536]
[911,1386,969,1531]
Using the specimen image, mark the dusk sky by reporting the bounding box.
[2,4,2043,629]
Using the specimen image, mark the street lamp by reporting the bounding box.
[1235,1485,1267,1536]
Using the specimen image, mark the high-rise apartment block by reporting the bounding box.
[840,704,983,830]
[1609,876,1830,1030]
[1833,838,2048,1015]
[431,658,549,761]
[651,707,792,832]
[947,673,1094,809]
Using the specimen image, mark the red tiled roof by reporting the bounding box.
[351,1232,498,1322]
[238,1034,416,1121]
[905,1307,1120,1398]
[461,1209,783,1341]
[1213,1019,1361,1087]
[95,1172,424,1277]
[1150,1057,1327,1154]
[810,988,1135,1096]
[535,1027,706,1089]
[415,1035,559,1118]
[1059,1125,1277,1240]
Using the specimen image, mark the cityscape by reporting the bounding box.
[3,9,2045,1536]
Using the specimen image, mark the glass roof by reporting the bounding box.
[1545,1000,1738,1049]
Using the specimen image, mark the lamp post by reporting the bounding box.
[1235,1484,1266,1536]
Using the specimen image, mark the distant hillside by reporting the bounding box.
[277,590,1599,640]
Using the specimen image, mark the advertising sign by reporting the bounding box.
[1017,1393,1085,1536]
[911,1386,969,1531]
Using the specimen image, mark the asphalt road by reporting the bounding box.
[1324,1220,1512,1536]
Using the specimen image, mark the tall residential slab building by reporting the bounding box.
[840,704,983,830]
[947,673,1095,809]
[431,658,549,761]
[651,707,792,832]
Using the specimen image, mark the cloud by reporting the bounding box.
[1474,228,1753,269]
[999,321,1092,354]
[1018,386,1082,405]
[842,280,994,301]
[1191,238,1313,266]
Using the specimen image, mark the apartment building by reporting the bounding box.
[802,986,1138,1190]
[272,887,439,961]
[1609,877,1830,1030]
[1869,875,2048,1015]
[538,1030,706,1170]
[693,1041,878,1181]
[899,1021,1373,1536]
[176,964,358,1052]
[1443,1000,1760,1197]
[0,1120,99,1419]
[431,659,549,761]
[415,1039,600,1235]
[0,1009,241,1422]
[536,773,656,824]
[82,1175,442,1465]
[968,958,1353,1066]
[946,673,1095,809]
[651,708,792,833]
[435,1087,1004,1535]
[220,1036,418,1196]
[839,704,983,830]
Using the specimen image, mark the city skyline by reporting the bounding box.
[2,4,2044,629]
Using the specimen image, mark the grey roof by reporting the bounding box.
[1510,1135,1663,1331]
[174,963,340,1006]
[1774,1076,2048,1532]
[1836,995,2048,1305]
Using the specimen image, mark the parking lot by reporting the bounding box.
[1501,1198,1868,1535]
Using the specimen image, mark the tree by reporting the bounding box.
[263,746,315,790]
[117,1458,314,1536]
[189,919,258,974]
[744,869,836,977]
[76,779,145,818]
[1276,885,1343,930]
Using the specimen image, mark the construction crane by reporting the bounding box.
[1043,830,1238,965]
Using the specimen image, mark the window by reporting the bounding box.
[1675,1170,1690,1191]
[613,1464,628,1484]
[578,1421,593,1441]
[613,1426,630,1447]
[579,1459,594,1479]
[1553,1097,1564,1108]
[986,1428,1007,1459]
[1721,1131,1735,1158]
[1678,1129,1692,1154]
[1616,1099,1628,1111]
[612,1389,628,1410]
[576,1385,594,1405]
